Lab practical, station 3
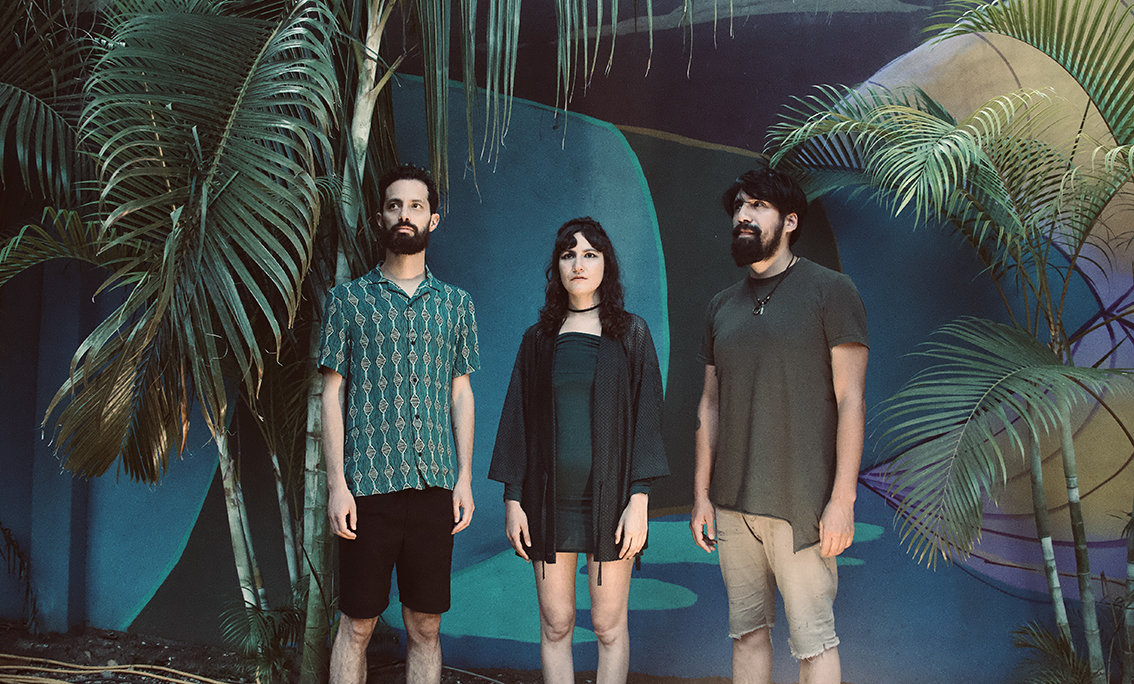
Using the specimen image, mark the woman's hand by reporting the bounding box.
[504,499,531,561]
[615,492,650,559]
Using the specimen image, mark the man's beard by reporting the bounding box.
[730,218,784,267]
[382,220,430,255]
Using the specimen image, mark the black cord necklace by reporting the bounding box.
[748,256,798,316]
[567,303,600,313]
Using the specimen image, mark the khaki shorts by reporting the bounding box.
[715,508,839,660]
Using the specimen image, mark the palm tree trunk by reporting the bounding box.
[270,451,300,589]
[217,432,264,610]
[298,355,331,684]
[1123,488,1132,684]
[234,466,269,610]
[1028,428,1073,644]
[297,8,396,679]
[1058,402,1105,684]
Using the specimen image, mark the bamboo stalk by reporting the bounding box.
[217,432,260,609]
[1058,404,1105,684]
[298,3,393,679]
[1028,426,1072,644]
[271,450,300,589]
[299,355,330,684]
[1123,486,1132,684]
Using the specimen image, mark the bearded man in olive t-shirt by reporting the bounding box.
[689,165,868,684]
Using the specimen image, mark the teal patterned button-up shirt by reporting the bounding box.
[319,265,480,496]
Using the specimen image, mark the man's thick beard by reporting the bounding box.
[730,219,784,267]
[382,221,430,255]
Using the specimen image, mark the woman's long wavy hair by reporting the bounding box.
[537,217,630,339]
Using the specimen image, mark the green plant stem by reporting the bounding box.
[1124,487,1133,684]
[1029,427,1073,644]
[299,342,331,684]
[271,451,300,588]
[1058,404,1106,684]
[218,432,263,610]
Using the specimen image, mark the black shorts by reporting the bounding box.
[338,487,455,619]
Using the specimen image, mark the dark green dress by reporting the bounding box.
[551,332,600,551]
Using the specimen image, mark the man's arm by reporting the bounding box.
[322,369,357,540]
[690,364,720,552]
[819,342,868,557]
[450,373,475,534]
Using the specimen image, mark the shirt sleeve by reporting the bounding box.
[823,274,869,349]
[451,292,481,377]
[318,287,350,376]
[696,298,716,366]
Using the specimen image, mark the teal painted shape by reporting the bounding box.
[88,427,219,629]
[855,522,884,543]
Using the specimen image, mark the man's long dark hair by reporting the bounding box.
[721,164,808,246]
[537,217,630,339]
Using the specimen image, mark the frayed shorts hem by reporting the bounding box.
[791,636,841,661]
[728,623,773,641]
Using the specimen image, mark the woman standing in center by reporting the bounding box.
[489,217,668,684]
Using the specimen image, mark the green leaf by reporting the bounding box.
[877,317,1134,566]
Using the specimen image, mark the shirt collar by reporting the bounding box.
[363,262,441,294]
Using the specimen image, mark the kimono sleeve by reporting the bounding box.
[627,318,669,484]
[488,333,530,488]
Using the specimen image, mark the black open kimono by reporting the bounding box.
[488,313,669,564]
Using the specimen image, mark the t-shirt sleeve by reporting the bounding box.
[696,300,716,366]
[823,274,869,349]
[451,292,481,377]
[318,288,350,376]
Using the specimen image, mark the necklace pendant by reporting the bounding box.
[753,303,765,316]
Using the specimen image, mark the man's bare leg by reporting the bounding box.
[403,606,443,684]
[329,614,377,684]
[800,645,840,684]
[733,627,773,684]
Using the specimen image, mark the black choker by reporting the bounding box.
[567,303,600,313]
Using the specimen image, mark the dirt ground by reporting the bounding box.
[0,620,730,683]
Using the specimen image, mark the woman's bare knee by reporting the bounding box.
[540,607,576,643]
[590,615,627,648]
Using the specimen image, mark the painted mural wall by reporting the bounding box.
[2,2,1130,682]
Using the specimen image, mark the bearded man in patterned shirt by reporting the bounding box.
[320,164,479,684]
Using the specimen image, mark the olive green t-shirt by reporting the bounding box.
[698,257,868,552]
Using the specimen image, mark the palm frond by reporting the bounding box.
[481,0,521,163]
[416,0,450,191]
[879,317,1134,565]
[1011,621,1093,684]
[0,208,138,289]
[0,0,90,206]
[931,0,1134,145]
[770,86,1068,271]
[44,284,189,481]
[33,0,339,479]
[81,0,336,423]
[220,599,303,682]
[1,521,37,631]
